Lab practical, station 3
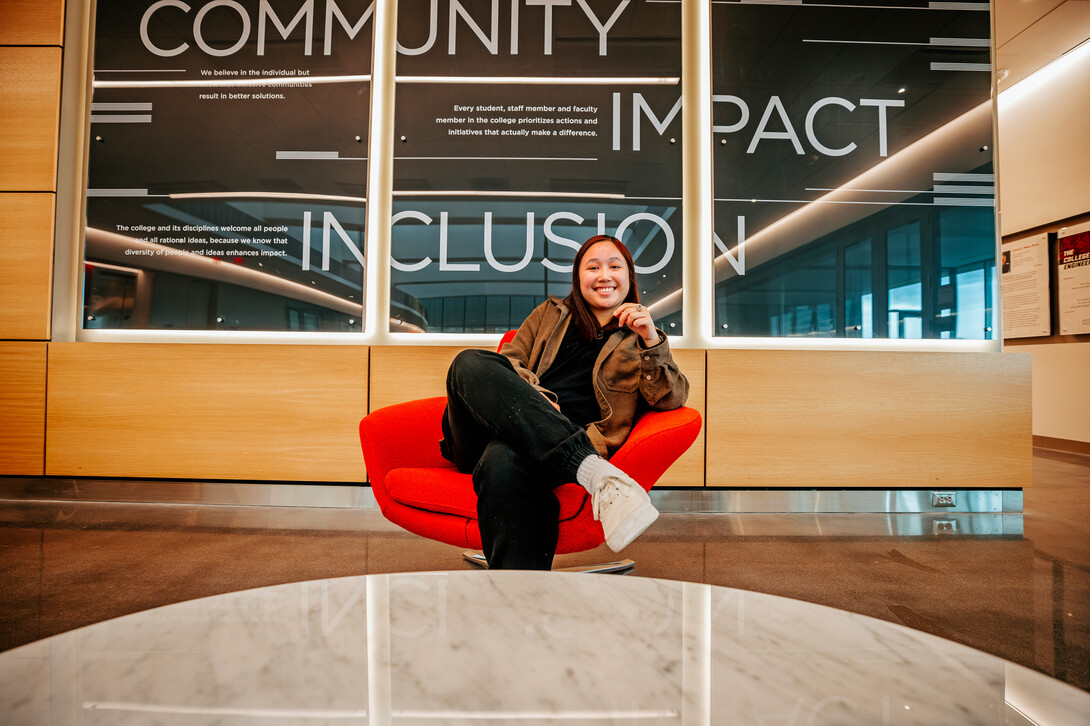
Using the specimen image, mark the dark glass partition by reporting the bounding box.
[711,0,997,340]
[84,0,371,331]
[390,0,683,334]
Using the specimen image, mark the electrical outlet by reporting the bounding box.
[933,520,958,535]
[931,491,956,507]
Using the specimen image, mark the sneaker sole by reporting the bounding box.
[604,501,659,553]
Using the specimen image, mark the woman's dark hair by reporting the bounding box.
[565,235,640,341]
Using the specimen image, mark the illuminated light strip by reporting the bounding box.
[91,102,152,111]
[803,37,988,47]
[83,702,366,718]
[86,261,144,275]
[934,172,994,182]
[390,709,679,720]
[94,69,185,73]
[998,38,1090,110]
[930,62,991,71]
[276,151,343,160]
[805,187,932,194]
[395,75,679,85]
[932,184,995,194]
[931,37,989,46]
[93,74,370,89]
[716,197,943,207]
[720,1,987,9]
[686,0,715,345]
[84,227,361,315]
[395,156,597,161]
[87,189,153,197]
[934,197,994,206]
[929,2,989,10]
[90,115,152,123]
[80,329,375,343]
[169,191,367,204]
[803,39,928,46]
[392,190,626,199]
[704,99,991,278]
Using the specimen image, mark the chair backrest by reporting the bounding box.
[497,329,517,353]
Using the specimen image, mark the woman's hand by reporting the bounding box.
[614,303,660,346]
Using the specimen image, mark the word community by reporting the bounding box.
[140,0,633,57]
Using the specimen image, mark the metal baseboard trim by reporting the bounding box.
[0,478,378,509]
[649,489,1024,514]
[2,479,1022,515]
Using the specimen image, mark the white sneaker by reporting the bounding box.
[591,474,659,553]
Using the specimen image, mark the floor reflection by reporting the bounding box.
[0,449,1086,693]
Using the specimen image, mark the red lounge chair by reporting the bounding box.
[359,332,701,573]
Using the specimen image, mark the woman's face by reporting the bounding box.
[578,240,630,321]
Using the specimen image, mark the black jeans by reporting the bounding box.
[441,349,600,570]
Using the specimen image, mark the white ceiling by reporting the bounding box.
[995,0,1090,86]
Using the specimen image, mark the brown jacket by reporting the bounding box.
[500,297,689,457]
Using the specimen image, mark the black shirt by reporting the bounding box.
[538,323,614,426]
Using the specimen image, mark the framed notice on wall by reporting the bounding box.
[1001,233,1051,339]
[1057,221,1090,335]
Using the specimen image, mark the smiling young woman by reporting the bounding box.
[437,235,688,570]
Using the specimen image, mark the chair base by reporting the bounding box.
[462,551,635,575]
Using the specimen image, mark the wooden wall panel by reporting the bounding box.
[0,0,66,45]
[658,348,705,487]
[370,345,706,486]
[46,344,369,482]
[0,342,47,475]
[706,350,1033,488]
[369,345,478,411]
[0,47,62,191]
[0,193,54,339]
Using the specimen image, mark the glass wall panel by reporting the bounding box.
[390,0,682,334]
[937,206,996,339]
[83,0,371,331]
[711,0,996,340]
[888,220,923,339]
[844,239,872,338]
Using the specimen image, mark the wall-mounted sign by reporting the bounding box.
[1058,221,1090,335]
[85,0,373,331]
[710,0,996,339]
[389,0,683,334]
[1001,232,1051,339]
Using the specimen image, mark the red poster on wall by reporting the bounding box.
[1058,222,1090,335]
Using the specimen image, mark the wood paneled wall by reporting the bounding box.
[0,0,66,46]
[0,2,62,340]
[46,344,370,482]
[369,345,479,410]
[660,348,705,487]
[21,343,1035,487]
[0,46,62,192]
[0,194,55,340]
[706,350,1033,488]
[0,343,47,474]
[0,1,65,473]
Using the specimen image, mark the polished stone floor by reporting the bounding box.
[1,448,1086,693]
